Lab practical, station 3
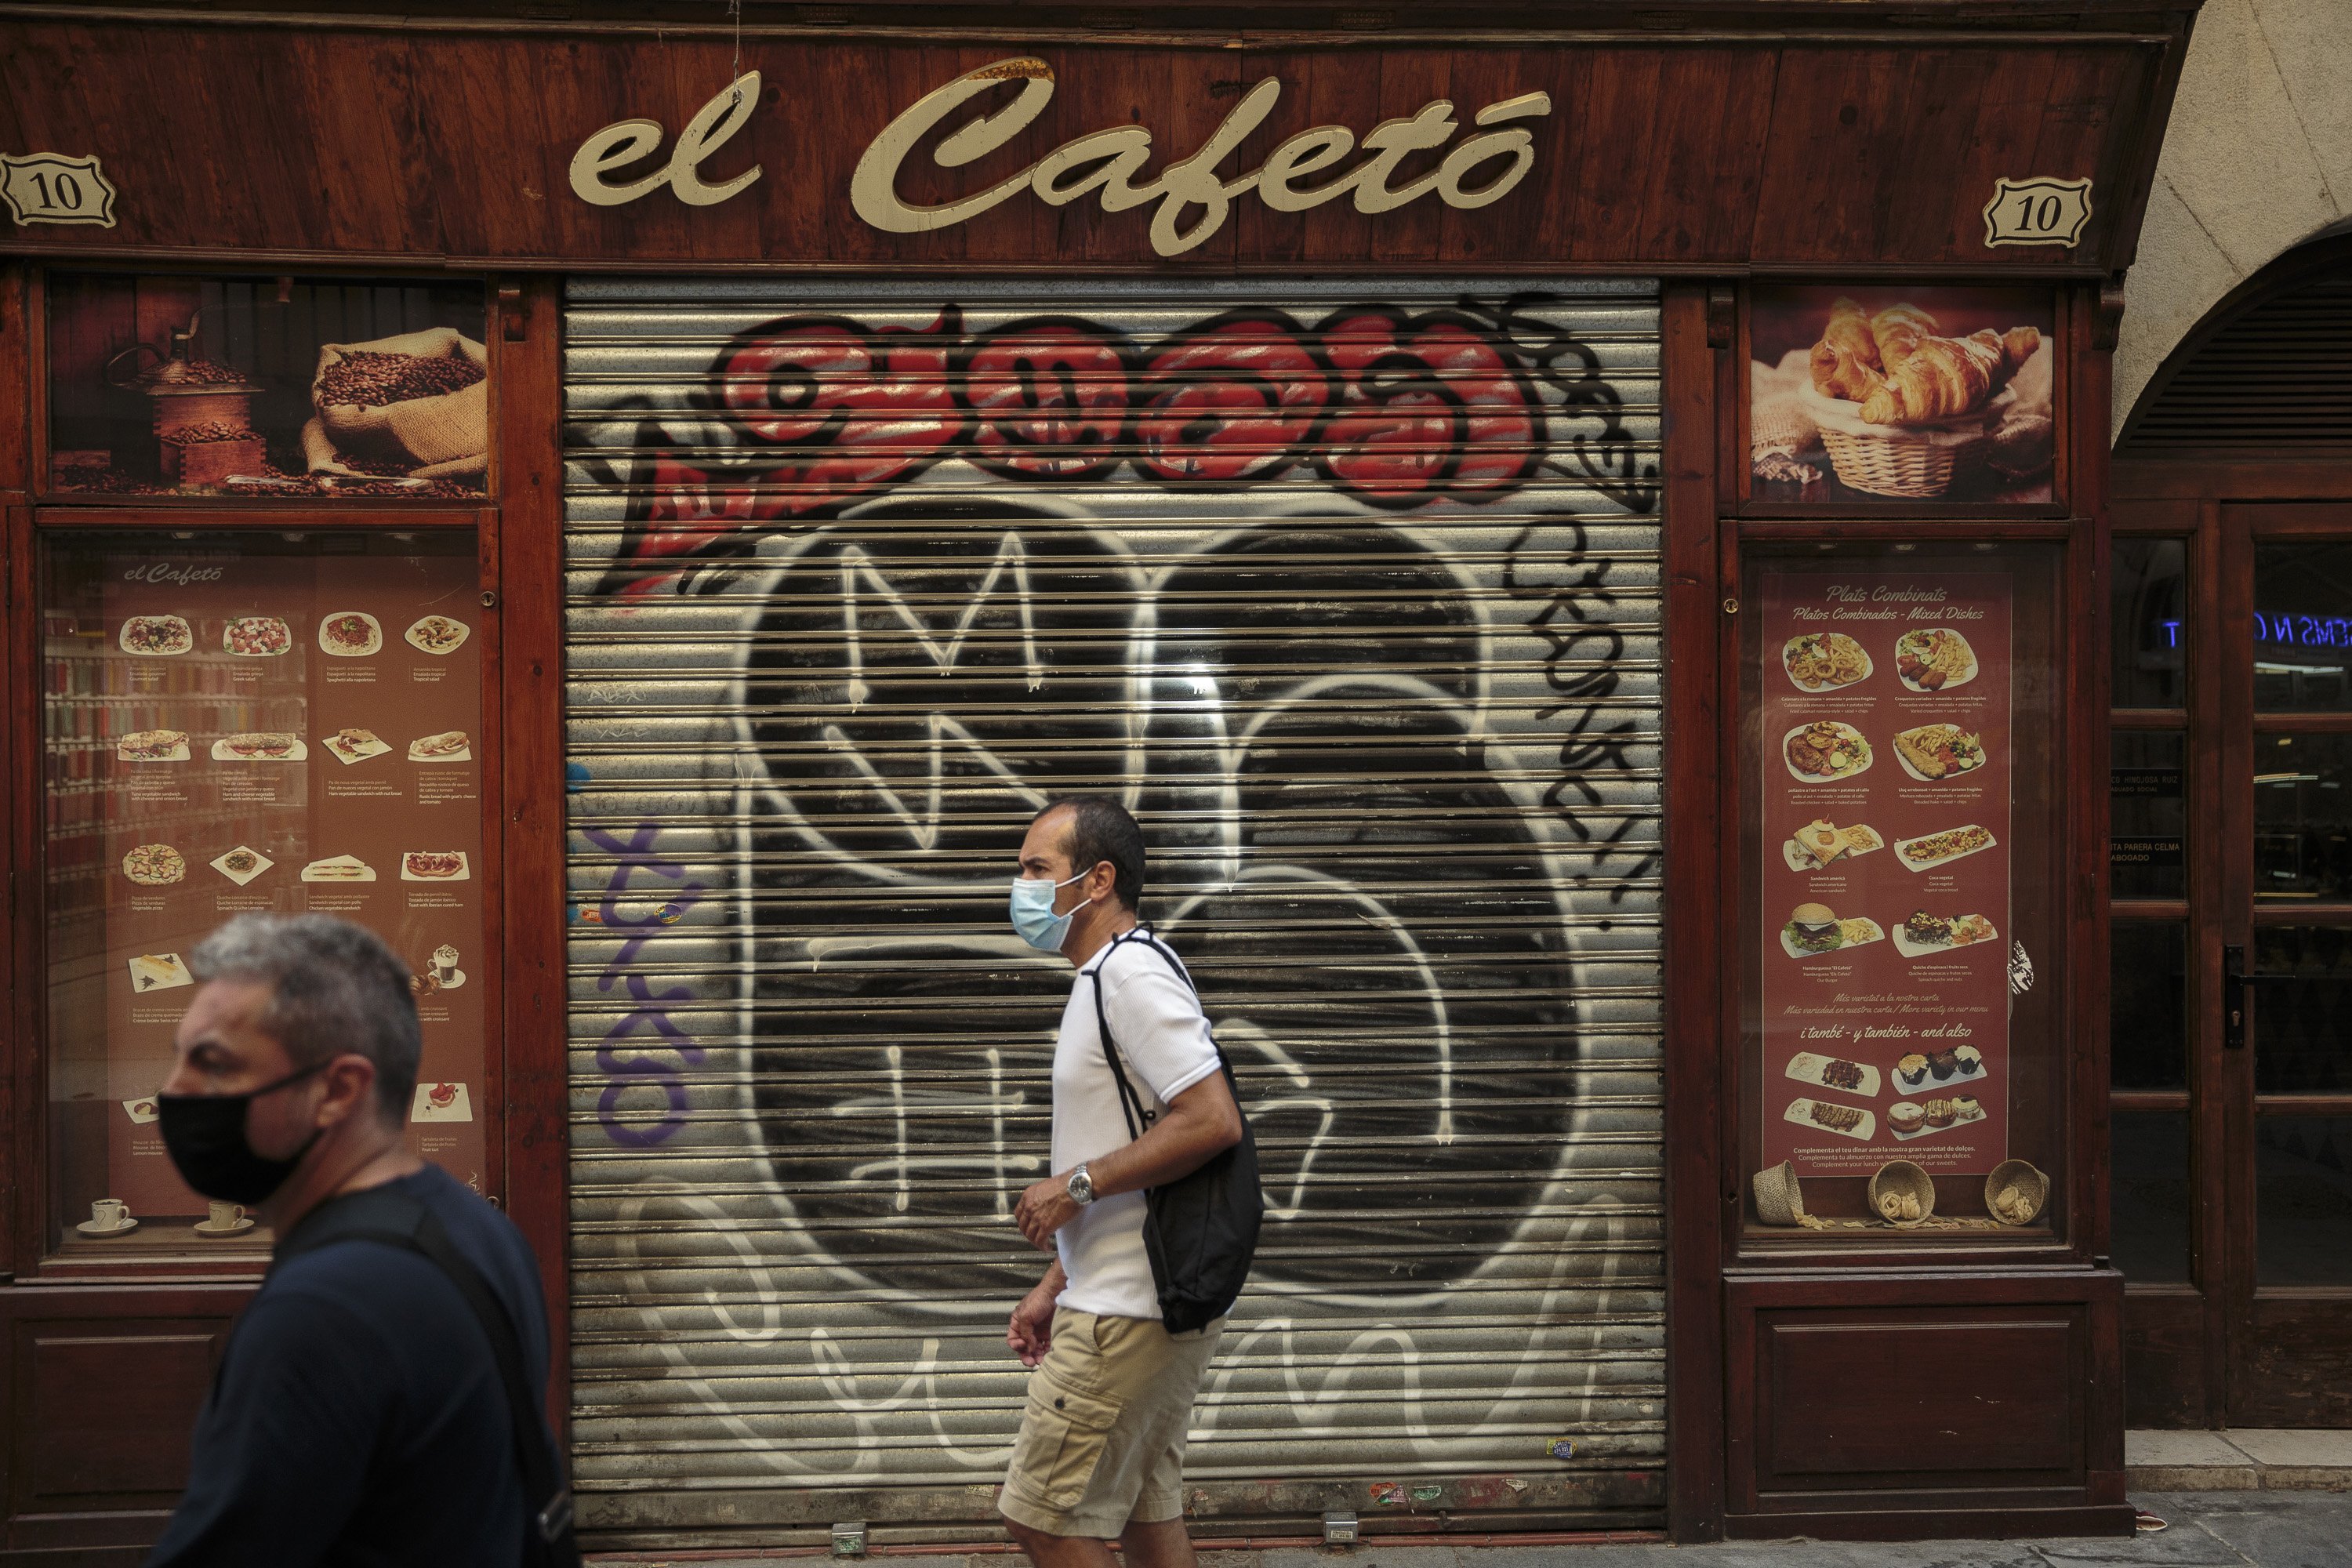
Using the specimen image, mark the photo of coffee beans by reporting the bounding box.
[316,349,487,408]
[161,419,259,445]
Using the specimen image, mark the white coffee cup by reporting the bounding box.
[207,1200,245,1229]
[432,944,460,983]
[91,1198,129,1230]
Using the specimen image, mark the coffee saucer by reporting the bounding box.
[76,1218,138,1237]
[194,1217,256,1237]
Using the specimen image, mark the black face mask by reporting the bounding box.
[158,1060,332,1205]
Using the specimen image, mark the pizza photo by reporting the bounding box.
[119,615,192,655]
[318,611,383,657]
[211,846,274,886]
[122,844,187,885]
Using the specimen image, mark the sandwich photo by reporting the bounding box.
[408,730,471,762]
[117,728,191,762]
[299,855,376,883]
[212,731,307,761]
[401,851,470,881]
[324,727,391,765]
[1784,818,1883,871]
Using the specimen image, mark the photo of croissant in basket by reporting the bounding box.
[1751,287,2056,504]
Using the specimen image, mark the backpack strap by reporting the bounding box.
[1086,928,1236,1145]
[278,1189,579,1562]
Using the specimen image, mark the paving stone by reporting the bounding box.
[2130,1432,2259,1468]
[2216,1431,2352,1470]
[2143,1490,2352,1568]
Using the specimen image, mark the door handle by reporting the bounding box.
[2223,944,2288,1051]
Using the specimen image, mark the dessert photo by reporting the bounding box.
[1896,823,1998,869]
[121,1098,160,1124]
[1751,286,2055,503]
[118,615,193,655]
[324,726,392,765]
[116,728,191,762]
[410,1080,474,1123]
[1783,1097,1878,1142]
[1893,723,1987,781]
[300,854,376,882]
[1783,720,1872,782]
[222,615,293,656]
[128,952,193,992]
[408,729,472,762]
[211,845,274,885]
[318,611,383,656]
[212,731,307,761]
[1783,818,1884,872]
[1893,626,1979,691]
[121,843,186,885]
[1784,1051,1882,1098]
[1892,1093,1989,1142]
[405,614,470,655]
[1892,1044,1990,1094]
[1781,632,1872,692]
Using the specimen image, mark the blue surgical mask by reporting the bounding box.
[1011,869,1094,953]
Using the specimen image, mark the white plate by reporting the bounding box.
[121,1097,160,1123]
[324,731,392,766]
[1784,1051,1882,1098]
[1891,916,2002,959]
[318,611,383,657]
[408,731,472,763]
[1782,633,1875,694]
[411,1081,474,1123]
[1782,826,1885,872]
[1893,724,1988,783]
[211,846,274,885]
[1894,826,1999,872]
[1893,626,1980,692]
[401,851,470,882]
[75,1218,140,1237]
[1780,917,1884,959]
[211,735,308,762]
[1889,1057,1991,1098]
[1784,1098,1877,1142]
[221,616,294,657]
[1781,722,1874,783]
[128,953,192,992]
[118,615,192,655]
[194,1217,258,1237]
[301,857,376,883]
[404,615,471,655]
[1890,1100,1990,1142]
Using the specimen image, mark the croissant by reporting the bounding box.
[1870,303,1939,368]
[1809,296,1885,401]
[1858,327,2040,425]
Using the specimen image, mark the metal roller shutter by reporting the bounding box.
[562,278,1666,1548]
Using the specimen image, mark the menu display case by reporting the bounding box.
[1738,542,2069,1241]
[41,530,489,1256]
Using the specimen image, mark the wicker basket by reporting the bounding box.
[1985,1160,2050,1226]
[1751,1161,1806,1226]
[1798,386,2013,500]
[1867,1160,1936,1226]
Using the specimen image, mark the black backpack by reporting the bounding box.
[274,1187,582,1567]
[1087,930,1263,1334]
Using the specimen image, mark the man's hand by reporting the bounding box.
[1014,1172,1080,1250]
[1007,1276,1058,1367]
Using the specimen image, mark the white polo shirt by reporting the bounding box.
[1051,931,1222,1319]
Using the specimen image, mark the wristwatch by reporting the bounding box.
[1066,1163,1096,1206]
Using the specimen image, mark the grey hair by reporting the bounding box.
[189,913,420,1123]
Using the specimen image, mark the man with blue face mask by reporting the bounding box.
[1000,797,1245,1568]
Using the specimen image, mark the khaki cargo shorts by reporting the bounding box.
[998,1308,1225,1540]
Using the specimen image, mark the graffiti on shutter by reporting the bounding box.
[564,280,1667,1539]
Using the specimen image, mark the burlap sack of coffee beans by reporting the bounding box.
[307,326,489,480]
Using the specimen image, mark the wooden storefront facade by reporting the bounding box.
[0,2,2209,1557]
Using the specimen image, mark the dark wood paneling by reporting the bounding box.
[2232,1296,2352,1427]
[1660,284,1726,1543]
[1762,1315,2082,1480]
[1,1283,253,1553]
[493,276,572,1441]
[0,21,2186,273]
[2122,1288,2208,1428]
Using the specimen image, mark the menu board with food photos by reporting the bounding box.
[42,533,486,1243]
[1757,565,2014,1179]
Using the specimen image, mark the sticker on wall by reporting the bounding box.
[2,152,119,227]
[1982,177,2092,249]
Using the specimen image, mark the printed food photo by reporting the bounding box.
[1893,724,1986,781]
[1782,632,1872,691]
[119,615,194,655]
[1783,818,1884,871]
[222,615,292,656]
[405,615,470,654]
[1783,720,1872,781]
[1894,627,1978,691]
[318,611,383,656]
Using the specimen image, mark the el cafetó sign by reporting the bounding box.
[568,56,1552,256]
